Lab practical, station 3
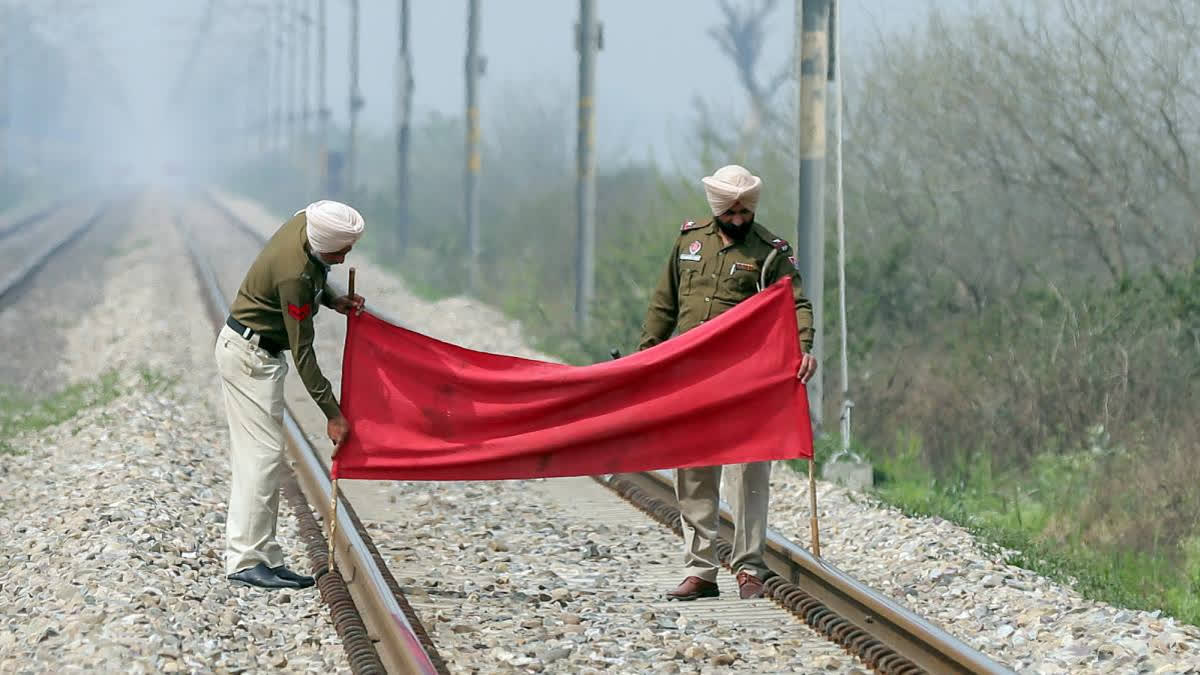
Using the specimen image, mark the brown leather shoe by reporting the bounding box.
[736,571,764,599]
[665,576,719,601]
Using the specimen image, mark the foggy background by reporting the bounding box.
[5,0,1200,632]
[5,0,973,178]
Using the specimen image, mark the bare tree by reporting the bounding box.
[709,0,790,133]
[848,0,1200,309]
[691,0,795,163]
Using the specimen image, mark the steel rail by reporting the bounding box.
[602,470,1014,675]
[0,202,63,241]
[0,201,109,304]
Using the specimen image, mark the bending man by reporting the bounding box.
[215,200,365,590]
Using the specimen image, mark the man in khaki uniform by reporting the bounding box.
[638,165,816,601]
[215,200,366,590]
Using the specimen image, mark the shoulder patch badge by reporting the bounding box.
[288,303,312,321]
[679,238,703,262]
[769,237,790,252]
[680,220,704,232]
[788,255,797,268]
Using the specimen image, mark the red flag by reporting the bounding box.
[333,278,813,481]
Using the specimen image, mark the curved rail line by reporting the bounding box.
[0,201,63,241]
[0,200,111,305]
[174,200,444,675]
[201,189,1014,675]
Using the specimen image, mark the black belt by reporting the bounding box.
[226,316,284,356]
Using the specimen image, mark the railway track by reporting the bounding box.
[0,201,61,240]
[601,472,1012,674]
[4,189,1182,673]
[184,189,1013,675]
[0,198,111,306]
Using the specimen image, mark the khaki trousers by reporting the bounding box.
[676,461,772,581]
[214,324,289,575]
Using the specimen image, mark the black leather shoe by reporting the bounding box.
[228,563,300,589]
[271,565,315,588]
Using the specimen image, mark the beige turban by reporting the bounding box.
[700,164,762,216]
[299,200,365,253]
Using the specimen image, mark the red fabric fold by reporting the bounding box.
[332,277,813,481]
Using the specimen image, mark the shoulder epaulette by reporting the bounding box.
[680,219,705,232]
[750,222,790,252]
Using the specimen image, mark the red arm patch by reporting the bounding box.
[288,303,312,321]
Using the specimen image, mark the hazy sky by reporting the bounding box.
[38,0,973,168]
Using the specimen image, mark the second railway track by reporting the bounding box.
[0,198,112,306]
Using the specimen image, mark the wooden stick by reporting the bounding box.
[809,458,821,557]
[348,266,356,298]
[328,473,340,575]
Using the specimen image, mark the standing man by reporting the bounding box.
[214,200,366,590]
[638,165,817,600]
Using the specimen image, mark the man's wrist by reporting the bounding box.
[320,399,343,420]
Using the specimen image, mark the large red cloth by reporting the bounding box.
[332,277,813,481]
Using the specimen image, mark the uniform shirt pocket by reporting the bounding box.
[717,263,759,300]
[679,266,699,297]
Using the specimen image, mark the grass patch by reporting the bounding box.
[138,366,178,394]
[812,434,1200,626]
[0,370,123,454]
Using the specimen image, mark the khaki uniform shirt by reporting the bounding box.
[638,219,815,352]
[228,213,341,420]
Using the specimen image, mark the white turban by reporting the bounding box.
[700,164,762,216]
[298,200,365,253]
